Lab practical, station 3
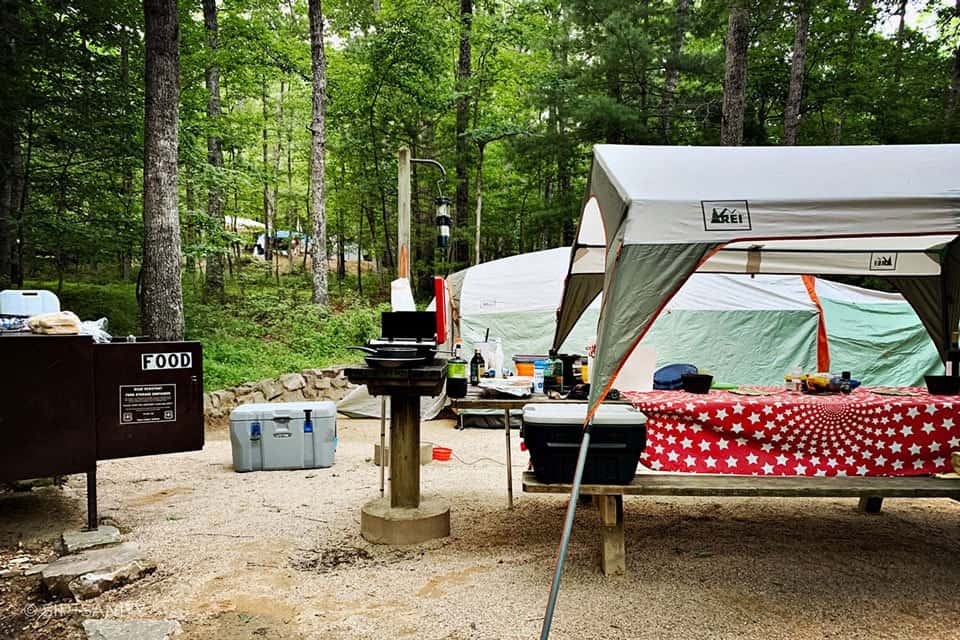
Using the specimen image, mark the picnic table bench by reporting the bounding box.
[522,471,960,575]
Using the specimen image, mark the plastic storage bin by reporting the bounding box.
[521,404,646,484]
[0,290,60,317]
[513,354,548,377]
[229,401,337,472]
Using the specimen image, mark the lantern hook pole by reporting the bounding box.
[411,158,447,196]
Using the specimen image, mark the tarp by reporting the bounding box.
[554,144,960,416]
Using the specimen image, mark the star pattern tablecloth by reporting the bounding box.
[624,388,960,477]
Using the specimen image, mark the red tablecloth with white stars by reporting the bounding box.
[624,388,960,477]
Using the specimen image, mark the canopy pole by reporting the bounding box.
[940,268,951,356]
[540,423,592,640]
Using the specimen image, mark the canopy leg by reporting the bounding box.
[540,427,592,640]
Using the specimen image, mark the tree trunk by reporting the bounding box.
[357,203,364,296]
[286,100,295,272]
[15,113,32,286]
[185,171,196,280]
[893,0,907,83]
[141,0,184,340]
[0,129,14,291]
[0,0,18,290]
[660,0,691,143]
[783,2,811,145]
[946,0,960,137]
[720,4,750,146]
[203,0,225,301]
[336,161,345,281]
[272,81,284,281]
[454,0,472,265]
[120,42,134,282]
[473,142,484,266]
[308,0,329,306]
[261,80,272,261]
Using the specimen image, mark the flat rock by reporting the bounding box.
[281,389,305,403]
[258,378,283,400]
[42,543,156,600]
[280,372,306,391]
[61,526,122,554]
[83,619,181,640]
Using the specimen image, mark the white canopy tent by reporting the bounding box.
[552,144,960,414]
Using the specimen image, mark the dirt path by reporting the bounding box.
[2,418,960,639]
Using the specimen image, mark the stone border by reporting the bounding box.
[203,366,356,428]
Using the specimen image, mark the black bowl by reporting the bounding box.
[925,375,960,395]
[681,373,713,394]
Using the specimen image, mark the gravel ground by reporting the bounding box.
[2,417,960,640]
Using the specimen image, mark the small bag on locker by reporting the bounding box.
[229,401,337,472]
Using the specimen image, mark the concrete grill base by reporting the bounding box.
[360,496,451,545]
[373,442,433,467]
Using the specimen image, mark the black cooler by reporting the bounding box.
[521,404,646,484]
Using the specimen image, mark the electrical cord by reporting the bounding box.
[419,439,528,468]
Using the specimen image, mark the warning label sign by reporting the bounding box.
[119,384,176,424]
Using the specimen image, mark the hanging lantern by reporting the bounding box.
[435,196,452,249]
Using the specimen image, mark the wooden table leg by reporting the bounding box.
[858,496,883,514]
[505,408,513,509]
[598,495,625,576]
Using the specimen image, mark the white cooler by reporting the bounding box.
[229,401,337,472]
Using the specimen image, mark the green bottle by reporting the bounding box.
[446,340,468,398]
[544,349,564,394]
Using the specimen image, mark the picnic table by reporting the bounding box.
[523,471,960,575]
[522,386,960,575]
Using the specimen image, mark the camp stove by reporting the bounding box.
[371,311,438,356]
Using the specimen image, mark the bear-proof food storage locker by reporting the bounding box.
[0,334,205,529]
[521,403,647,484]
[229,401,337,472]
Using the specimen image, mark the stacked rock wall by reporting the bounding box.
[203,366,356,428]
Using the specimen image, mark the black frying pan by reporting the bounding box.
[361,355,430,369]
[348,345,420,359]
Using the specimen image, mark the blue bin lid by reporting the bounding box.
[654,363,698,389]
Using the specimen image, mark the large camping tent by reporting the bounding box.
[552,144,960,414]
[452,248,940,386]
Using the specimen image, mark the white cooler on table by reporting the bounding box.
[229,401,337,472]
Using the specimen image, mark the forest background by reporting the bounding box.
[0,0,957,388]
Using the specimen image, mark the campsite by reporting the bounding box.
[3,1,960,639]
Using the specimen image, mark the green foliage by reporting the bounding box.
[187,291,386,391]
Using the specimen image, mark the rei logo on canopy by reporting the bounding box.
[701,200,751,232]
[869,252,897,271]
